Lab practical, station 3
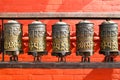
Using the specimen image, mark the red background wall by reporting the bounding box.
[1,0,120,80]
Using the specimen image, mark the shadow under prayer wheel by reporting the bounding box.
[28,20,47,62]
[4,20,23,61]
[52,21,71,62]
[99,20,119,62]
[76,20,94,62]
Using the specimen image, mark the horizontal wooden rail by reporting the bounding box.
[0,62,119,68]
[0,12,120,19]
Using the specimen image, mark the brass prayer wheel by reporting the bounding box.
[52,21,71,62]
[4,20,23,61]
[28,20,47,61]
[99,20,119,62]
[76,20,94,62]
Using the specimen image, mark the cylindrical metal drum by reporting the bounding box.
[28,21,47,57]
[76,20,94,57]
[52,21,71,58]
[4,20,23,55]
[99,20,119,55]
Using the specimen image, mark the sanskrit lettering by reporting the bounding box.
[100,27,118,50]
[53,38,70,51]
[29,41,45,51]
[4,40,21,49]
[4,25,22,50]
[53,30,69,38]
[77,27,93,37]
[29,29,45,38]
[100,39,118,50]
[4,26,21,36]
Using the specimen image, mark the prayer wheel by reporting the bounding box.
[4,20,23,61]
[52,21,71,62]
[99,20,119,62]
[76,20,94,62]
[28,20,47,61]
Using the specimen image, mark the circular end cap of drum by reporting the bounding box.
[7,20,19,23]
[79,20,91,23]
[31,21,43,24]
[53,21,69,26]
[101,20,116,24]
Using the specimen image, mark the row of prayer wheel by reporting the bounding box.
[2,20,119,62]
